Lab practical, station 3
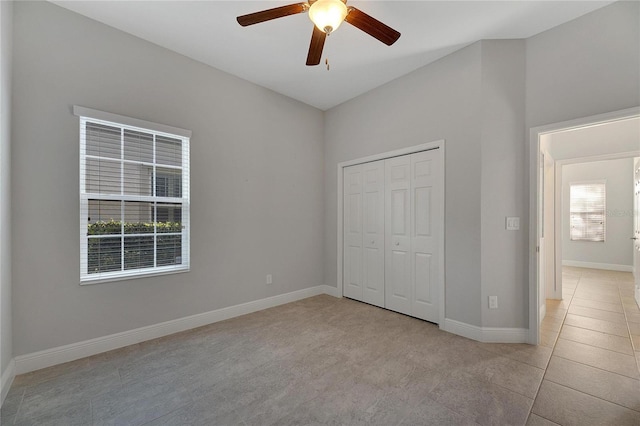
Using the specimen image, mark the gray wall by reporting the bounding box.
[8,0,640,357]
[562,159,634,267]
[526,1,640,129]
[325,42,484,327]
[11,2,324,356]
[1,0,13,376]
[324,39,528,329]
[324,0,639,329]
[479,40,526,328]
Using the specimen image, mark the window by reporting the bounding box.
[152,172,182,223]
[570,182,606,242]
[76,106,191,283]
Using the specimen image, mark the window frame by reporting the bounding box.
[75,106,191,284]
[569,180,606,243]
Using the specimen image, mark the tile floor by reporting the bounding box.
[0,267,639,425]
[530,267,640,425]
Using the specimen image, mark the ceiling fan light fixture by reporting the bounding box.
[308,0,348,34]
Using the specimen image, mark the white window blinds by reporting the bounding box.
[77,107,190,283]
[570,182,606,242]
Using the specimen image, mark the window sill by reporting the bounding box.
[80,266,190,285]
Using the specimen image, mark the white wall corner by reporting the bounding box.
[14,285,329,375]
[539,302,546,322]
[442,319,528,343]
[322,285,341,298]
[0,358,15,406]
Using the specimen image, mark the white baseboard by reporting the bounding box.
[14,285,329,375]
[441,319,528,343]
[11,285,529,377]
[480,326,529,343]
[441,318,483,341]
[1,359,15,406]
[562,260,633,272]
[322,285,341,298]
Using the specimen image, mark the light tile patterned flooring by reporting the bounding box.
[0,267,639,425]
[530,267,640,425]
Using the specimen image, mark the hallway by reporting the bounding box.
[529,267,640,424]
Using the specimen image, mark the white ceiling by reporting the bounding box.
[51,1,614,110]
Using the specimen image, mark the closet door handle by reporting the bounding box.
[395,242,400,246]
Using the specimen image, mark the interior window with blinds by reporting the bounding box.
[569,182,606,242]
[78,110,190,283]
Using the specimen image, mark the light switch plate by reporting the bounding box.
[489,296,498,309]
[506,217,520,231]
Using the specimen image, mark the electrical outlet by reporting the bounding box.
[489,296,498,309]
[266,274,273,285]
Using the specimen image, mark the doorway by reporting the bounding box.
[529,107,640,344]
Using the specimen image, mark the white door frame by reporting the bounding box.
[337,140,446,326]
[634,159,640,307]
[528,107,640,344]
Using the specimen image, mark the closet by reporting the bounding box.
[343,148,442,323]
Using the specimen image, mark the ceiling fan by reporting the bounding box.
[237,0,401,66]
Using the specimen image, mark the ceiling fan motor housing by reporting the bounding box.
[307,0,348,6]
[308,0,349,34]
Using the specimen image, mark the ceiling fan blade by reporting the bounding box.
[344,7,401,46]
[237,3,308,27]
[306,26,326,66]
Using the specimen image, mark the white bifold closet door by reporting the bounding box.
[343,165,363,301]
[385,155,412,315]
[343,149,441,323]
[384,150,440,322]
[362,161,385,307]
[343,160,385,307]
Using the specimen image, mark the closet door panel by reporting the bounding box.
[385,156,411,315]
[389,249,410,301]
[414,252,432,303]
[362,160,385,307]
[411,150,440,322]
[343,165,363,301]
[344,147,442,324]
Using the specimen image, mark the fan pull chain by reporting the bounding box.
[325,58,330,71]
